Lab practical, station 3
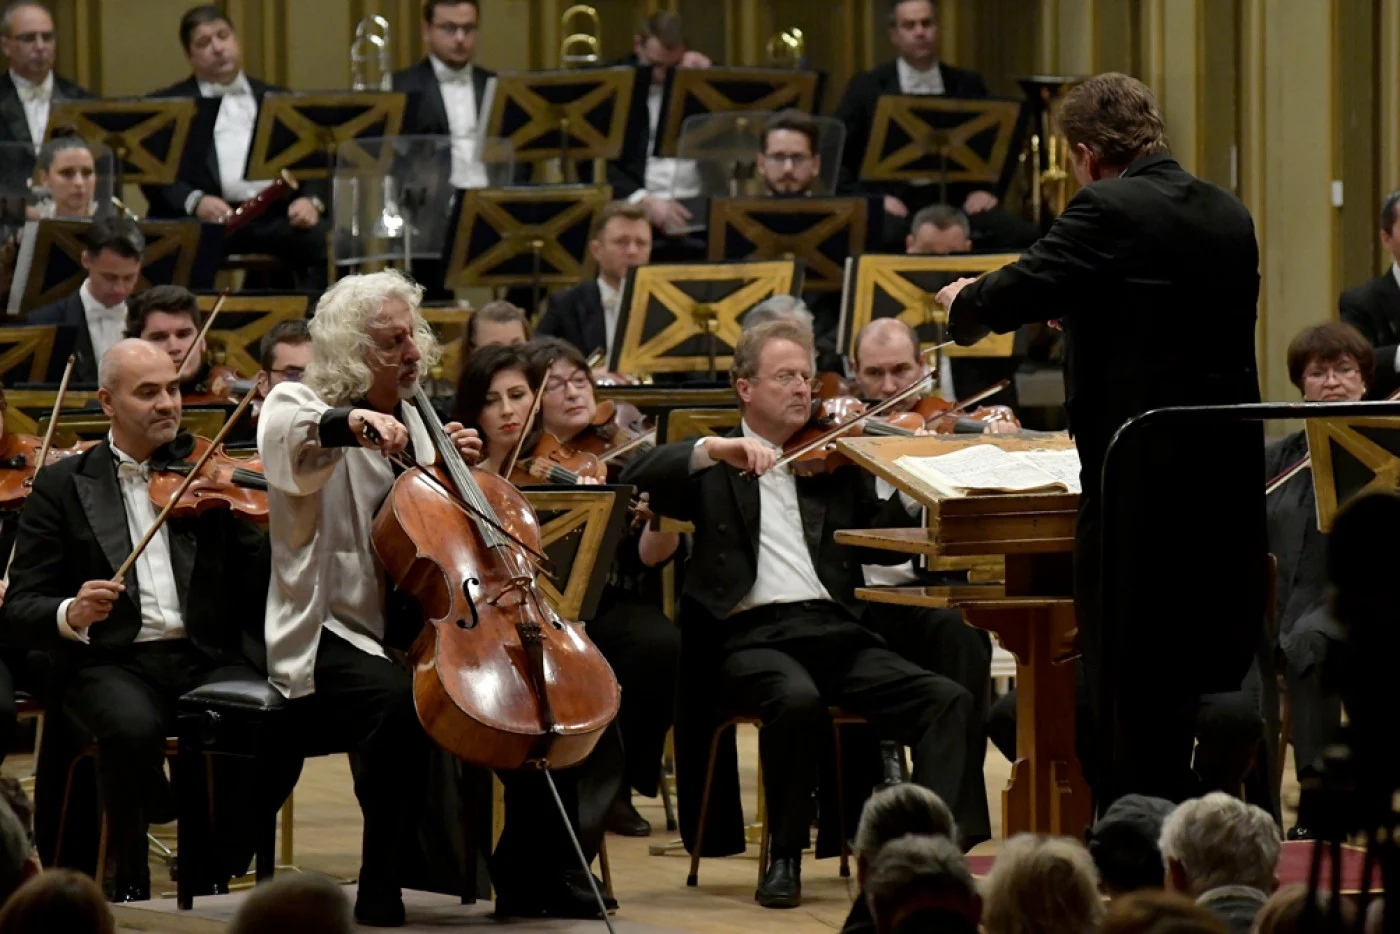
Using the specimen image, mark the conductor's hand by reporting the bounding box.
[195,195,234,224]
[883,195,909,219]
[350,409,409,456]
[707,437,778,476]
[442,422,484,465]
[287,197,320,229]
[67,580,125,631]
[935,277,977,311]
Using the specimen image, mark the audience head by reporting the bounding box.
[226,871,353,934]
[1087,794,1178,897]
[0,3,55,85]
[1380,189,1400,265]
[1059,72,1168,183]
[907,204,973,255]
[0,780,33,851]
[866,834,980,934]
[635,11,687,85]
[853,783,958,888]
[124,284,203,374]
[0,869,113,934]
[758,110,823,196]
[1252,884,1357,934]
[421,0,479,71]
[307,270,438,408]
[256,318,312,399]
[526,336,596,443]
[730,319,816,441]
[1100,889,1229,934]
[982,833,1105,934]
[590,202,652,290]
[0,799,39,908]
[82,216,144,309]
[1158,792,1280,897]
[462,300,530,360]
[453,342,540,463]
[888,0,940,71]
[36,132,96,218]
[180,4,242,85]
[97,339,182,461]
[742,294,813,332]
[853,317,924,405]
[1285,321,1372,401]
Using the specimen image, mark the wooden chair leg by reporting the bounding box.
[278,794,295,868]
[686,723,734,887]
[1276,676,1292,806]
[597,837,614,898]
[659,733,678,833]
[832,721,851,879]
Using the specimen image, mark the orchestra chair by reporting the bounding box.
[216,254,293,293]
[14,691,43,793]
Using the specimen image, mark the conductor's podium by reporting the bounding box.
[834,434,1091,840]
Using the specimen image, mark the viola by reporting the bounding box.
[0,435,99,509]
[372,388,620,771]
[148,434,268,523]
[508,433,608,487]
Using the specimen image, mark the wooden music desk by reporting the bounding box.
[835,434,1092,839]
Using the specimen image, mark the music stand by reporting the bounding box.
[442,185,611,313]
[46,98,198,202]
[859,97,1023,207]
[479,68,636,176]
[708,197,868,292]
[520,487,631,622]
[0,326,58,386]
[1305,415,1400,532]
[194,293,310,377]
[655,68,823,158]
[37,408,228,446]
[610,259,803,379]
[9,219,201,316]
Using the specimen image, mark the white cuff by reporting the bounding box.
[898,491,923,517]
[626,189,649,206]
[56,598,89,643]
[688,436,717,472]
[184,189,205,216]
[1392,345,1399,373]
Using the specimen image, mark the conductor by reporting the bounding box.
[936,73,1267,807]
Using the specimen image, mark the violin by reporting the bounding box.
[0,435,98,509]
[507,433,609,487]
[148,434,268,523]
[908,389,1022,434]
[774,371,941,477]
[568,400,656,475]
[181,354,241,406]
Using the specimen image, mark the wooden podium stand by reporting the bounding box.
[833,433,1091,839]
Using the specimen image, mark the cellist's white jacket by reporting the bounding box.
[257,380,436,699]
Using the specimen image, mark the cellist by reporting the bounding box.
[257,271,608,926]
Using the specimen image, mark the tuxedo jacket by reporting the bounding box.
[0,71,93,145]
[2,440,267,662]
[391,58,494,138]
[24,292,97,383]
[1338,271,1400,399]
[536,279,606,358]
[140,75,328,218]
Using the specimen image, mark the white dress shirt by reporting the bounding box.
[632,83,702,204]
[690,423,833,613]
[11,69,53,146]
[897,57,946,95]
[597,276,622,359]
[78,278,128,363]
[430,54,490,190]
[199,72,272,204]
[863,477,921,587]
[57,436,187,643]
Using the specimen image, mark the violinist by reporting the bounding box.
[1,339,268,902]
[451,343,540,477]
[124,285,233,402]
[31,132,99,220]
[257,271,605,924]
[756,110,823,197]
[516,337,681,837]
[619,320,989,908]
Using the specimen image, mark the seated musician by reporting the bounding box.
[142,5,327,290]
[1338,189,1400,398]
[123,285,234,402]
[1,339,269,901]
[1264,321,1372,837]
[253,318,310,405]
[537,202,651,366]
[0,2,93,151]
[258,271,611,924]
[741,294,813,331]
[907,202,1039,256]
[25,216,143,383]
[756,110,824,198]
[31,131,98,219]
[459,299,530,361]
[620,319,988,908]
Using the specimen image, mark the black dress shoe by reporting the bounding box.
[109,882,150,904]
[563,869,618,912]
[605,797,652,837]
[756,856,801,909]
[1286,825,1315,841]
[355,890,406,927]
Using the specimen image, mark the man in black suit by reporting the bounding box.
[2,339,268,901]
[939,73,1267,807]
[834,0,992,228]
[1338,189,1400,399]
[536,201,652,364]
[0,3,92,151]
[141,5,327,289]
[620,319,988,909]
[24,215,144,384]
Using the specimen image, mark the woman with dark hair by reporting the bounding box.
[452,343,542,476]
[1269,320,1373,838]
[33,132,98,220]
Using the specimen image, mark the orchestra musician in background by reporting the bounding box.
[458,299,530,362]
[30,131,97,219]
[1338,189,1400,399]
[756,110,824,198]
[123,285,234,401]
[0,1,92,151]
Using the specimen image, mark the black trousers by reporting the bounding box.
[586,592,681,797]
[716,602,989,852]
[63,641,260,890]
[862,604,993,734]
[1284,660,1343,782]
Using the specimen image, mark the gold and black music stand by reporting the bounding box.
[419,304,473,383]
[35,408,229,446]
[194,293,311,377]
[859,96,1022,207]
[655,68,823,158]
[707,197,868,292]
[611,259,802,379]
[480,68,636,176]
[0,326,58,387]
[2,389,97,435]
[1305,415,1400,532]
[10,219,200,315]
[442,185,611,313]
[520,486,631,621]
[46,98,198,199]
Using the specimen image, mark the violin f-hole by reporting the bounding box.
[459,577,482,629]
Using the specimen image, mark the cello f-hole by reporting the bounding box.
[460,577,482,628]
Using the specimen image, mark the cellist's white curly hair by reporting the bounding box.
[304,270,441,405]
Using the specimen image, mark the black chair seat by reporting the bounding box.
[179,679,285,714]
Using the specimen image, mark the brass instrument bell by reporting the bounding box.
[560,5,602,68]
[766,27,805,69]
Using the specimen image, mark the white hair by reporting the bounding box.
[981,834,1104,934]
[1,2,49,37]
[1158,792,1281,895]
[304,270,439,405]
[854,784,958,861]
[742,294,813,332]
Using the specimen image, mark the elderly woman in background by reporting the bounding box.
[981,834,1105,934]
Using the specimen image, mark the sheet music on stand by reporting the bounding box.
[895,445,1081,497]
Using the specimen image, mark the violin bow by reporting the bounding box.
[110,390,255,583]
[597,428,655,464]
[177,288,230,384]
[947,379,1010,414]
[1263,385,1400,495]
[2,354,76,584]
[499,371,549,482]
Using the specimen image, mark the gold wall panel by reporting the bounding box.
[1334,0,1380,290]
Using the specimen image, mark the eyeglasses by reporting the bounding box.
[431,22,477,37]
[544,373,592,394]
[1303,363,1361,382]
[10,31,54,45]
[762,153,813,167]
[755,371,820,392]
[269,366,305,381]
